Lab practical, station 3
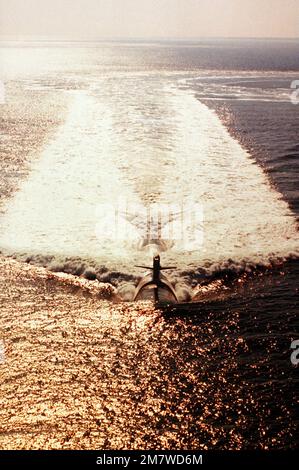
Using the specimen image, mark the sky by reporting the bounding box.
[0,0,298,40]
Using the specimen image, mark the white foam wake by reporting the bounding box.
[0,91,142,264]
[0,78,298,271]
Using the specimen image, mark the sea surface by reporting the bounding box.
[0,39,298,449]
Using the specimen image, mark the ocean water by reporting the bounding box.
[0,39,298,449]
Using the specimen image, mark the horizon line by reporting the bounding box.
[0,36,298,42]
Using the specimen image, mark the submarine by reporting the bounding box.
[134,254,178,304]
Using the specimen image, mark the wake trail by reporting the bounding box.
[0,78,298,282]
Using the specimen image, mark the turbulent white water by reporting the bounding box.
[0,75,298,272]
